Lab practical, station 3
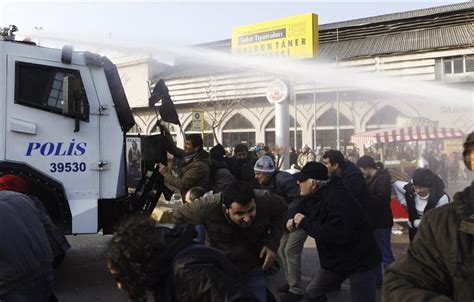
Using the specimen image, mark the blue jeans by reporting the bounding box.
[374,228,395,285]
[194,224,206,244]
[243,268,267,302]
[305,267,378,302]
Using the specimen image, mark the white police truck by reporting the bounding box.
[0,25,141,235]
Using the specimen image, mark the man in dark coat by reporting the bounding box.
[288,162,381,302]
[0,191,54,302]
[174,180,288,302]
[322,150,370,210]
[231,143,260,189]
[384,132,474,301]
[106,216,257,302]
[356,156,394,286]
[209,144,236,193]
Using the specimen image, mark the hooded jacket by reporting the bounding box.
[290,176,381,274]
[210,159,236,193]
[342,160,370,210]
[384,182,474,301]
[366,169,394,228]
[403,172,449,228]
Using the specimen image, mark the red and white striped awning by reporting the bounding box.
[351,126,464,146]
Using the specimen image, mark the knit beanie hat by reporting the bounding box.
[0,174,30,194]
[254,155,276,176]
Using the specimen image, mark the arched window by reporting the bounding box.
[316,108,352,127]
[222,113,256,148]
[312,108,354,150]
[366,106,404,130]
[185,120,214,148]
[264,116,302,149]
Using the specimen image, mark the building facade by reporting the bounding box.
[127,3,474,151]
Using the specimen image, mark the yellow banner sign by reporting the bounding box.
[231,13,318,59]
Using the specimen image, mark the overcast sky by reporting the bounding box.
[1,1,466,61]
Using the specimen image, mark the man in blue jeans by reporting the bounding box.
[174,180,288,302]
[356,156,395,286]
[288,162,381,302]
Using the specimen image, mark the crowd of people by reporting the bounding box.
[2,130,472,302]
[105,129,474,302]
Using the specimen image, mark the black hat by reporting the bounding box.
[356,155,376,169]
[210,144,226,160]
[294,162,329,181]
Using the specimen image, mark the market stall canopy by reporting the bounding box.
[351,126,464,145]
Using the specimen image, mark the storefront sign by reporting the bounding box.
[232,13,318,59]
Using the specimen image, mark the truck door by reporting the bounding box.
[5,55,101,234]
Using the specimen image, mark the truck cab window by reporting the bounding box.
[14,62,89,121]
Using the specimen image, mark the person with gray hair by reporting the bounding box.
[288,162,381,302]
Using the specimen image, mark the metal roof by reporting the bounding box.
[320,23,474,59]
[158,2,474,80]
[319,2,474,31]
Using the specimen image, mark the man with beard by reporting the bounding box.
[231,144,260,188]
[159,133,210,198]
[173,180,288,302]
[384,132,474,301]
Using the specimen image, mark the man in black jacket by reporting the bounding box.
[356,156,394,286]
[231,143,260,189]
[288,162,381,302]
[322,150,369,210]
[106,215,257,302]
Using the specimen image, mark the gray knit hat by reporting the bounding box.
[254,155,276,176]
